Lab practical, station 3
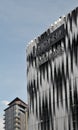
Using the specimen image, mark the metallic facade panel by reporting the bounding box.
[27,7,78,130]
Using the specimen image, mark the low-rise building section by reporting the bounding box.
[4,97,28,130]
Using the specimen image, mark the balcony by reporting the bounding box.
[14,113,20,119]
[14,118,20,124]
[14,123,20,129]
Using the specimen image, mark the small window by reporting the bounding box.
[33,46,35,55]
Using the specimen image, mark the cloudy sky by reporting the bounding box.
[0,0,78,129]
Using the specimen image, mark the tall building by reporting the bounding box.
[4,97,28,130]
[27,7,78,130]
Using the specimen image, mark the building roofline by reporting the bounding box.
[8,97,28,106]
[4,106,9,111]
[4,97,28,111]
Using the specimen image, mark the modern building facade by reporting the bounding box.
[27,7,78,130]
[4,97,28,130]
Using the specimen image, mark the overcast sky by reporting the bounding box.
[0,0,78,129]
